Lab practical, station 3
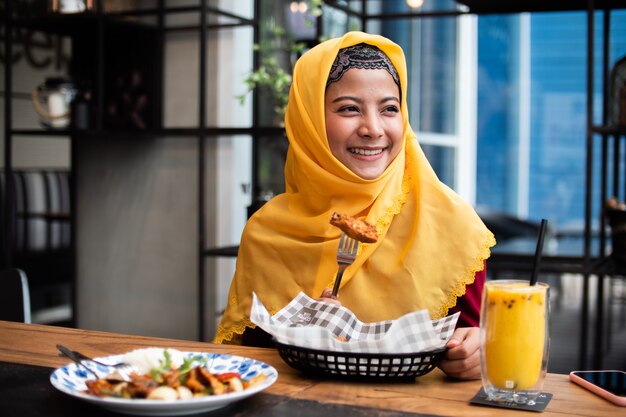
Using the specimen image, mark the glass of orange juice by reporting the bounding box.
[480,280,550,405]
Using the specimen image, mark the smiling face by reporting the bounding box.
[324,68,403,180]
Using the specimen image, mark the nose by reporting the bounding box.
[357,114,384,139]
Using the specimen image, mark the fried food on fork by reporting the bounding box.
[330,212,378,243]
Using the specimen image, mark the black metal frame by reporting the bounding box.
[204,0,626,367]
[1,0,266,337]
[3,1,625,360]
[586,3,626,368]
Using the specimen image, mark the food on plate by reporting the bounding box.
[330,212,378,243]
[83,348,267,400]
[122,347,185,374]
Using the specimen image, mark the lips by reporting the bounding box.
[349,147,384,156]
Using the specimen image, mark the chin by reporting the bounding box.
[354,168,385,180]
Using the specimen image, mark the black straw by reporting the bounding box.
[530,219,548,286]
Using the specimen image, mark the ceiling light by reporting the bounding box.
[406,0,424,8]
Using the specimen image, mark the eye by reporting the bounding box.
[338,105,360,114]
[382,105,400,114]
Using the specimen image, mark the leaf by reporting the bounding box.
[235,8,325,118]
[272,26,286,37]
[161,349,172,370]
[178,356,196,374]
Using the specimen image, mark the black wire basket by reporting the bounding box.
[275,342,446,381]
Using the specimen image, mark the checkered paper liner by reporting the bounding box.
[250,292,459,353]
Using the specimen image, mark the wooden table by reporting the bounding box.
[0,321,621,416]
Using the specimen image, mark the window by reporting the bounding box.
[477,10,626,254]
[363,0,477,200]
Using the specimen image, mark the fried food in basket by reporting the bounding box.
[330,212,378,243]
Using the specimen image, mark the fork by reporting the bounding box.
[56,344,134,381]
[331,233,359,298]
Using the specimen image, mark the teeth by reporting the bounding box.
[350,148,383,156]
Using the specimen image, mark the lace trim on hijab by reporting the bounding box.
[375,159,412,233]
[327,43,401,88]
[383,146,415,265]
[214,321,249,344]
[213,298,279,344]
[213,294,247,343]
[434,231,496,320]
[372,134,417,236]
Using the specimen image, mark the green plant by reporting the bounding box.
[237,0,323,121]
[236,26,306,121]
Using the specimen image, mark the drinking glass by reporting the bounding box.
[480,280,550,405]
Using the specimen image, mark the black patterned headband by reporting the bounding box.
[327,43,400,88]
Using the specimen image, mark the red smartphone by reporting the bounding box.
[569,370,626,406]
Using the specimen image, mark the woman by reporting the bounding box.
[215,32,496,380]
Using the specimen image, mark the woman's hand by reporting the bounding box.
[316,288,341,305]
[438,327,481,380]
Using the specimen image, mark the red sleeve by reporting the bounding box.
[449,261,486,328]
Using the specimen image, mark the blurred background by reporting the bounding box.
[1,0,625,374]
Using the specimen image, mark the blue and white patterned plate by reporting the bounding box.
[50,351,278,416]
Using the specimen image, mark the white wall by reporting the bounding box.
[0,31,71,168]
[2,2,253,340]
[212,1,253,337]
[76,136,199,338]
[76,0,253,340]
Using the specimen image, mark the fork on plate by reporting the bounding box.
[56,344,134,381]
[331,232,359,298]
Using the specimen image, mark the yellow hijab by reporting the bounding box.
[214,31,495,344]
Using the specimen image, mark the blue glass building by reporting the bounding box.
[476,10,626,245]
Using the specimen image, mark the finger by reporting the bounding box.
[441,349,481,370]
[445,328,479,360]
[445,343,474,360]
[439,355,481,380]
[319,288,337,299]
[315,289,341,305]
[315,297,341,305]
[445,338,462,349]
[440,362,481,380]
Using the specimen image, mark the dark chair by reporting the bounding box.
[0,268,31,323]
[476,207,547,243]
[0,170,72,317]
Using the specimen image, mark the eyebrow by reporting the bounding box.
[331,96,400,104]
